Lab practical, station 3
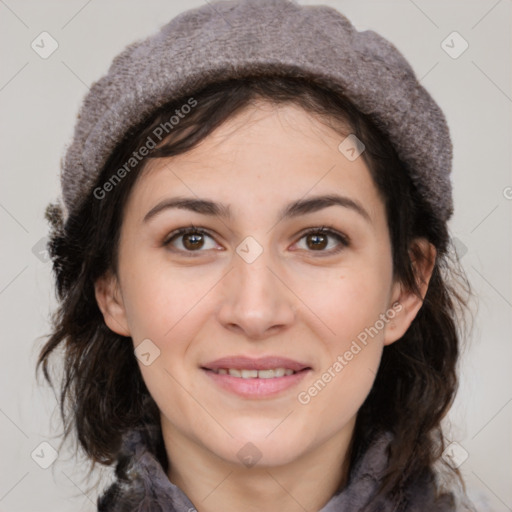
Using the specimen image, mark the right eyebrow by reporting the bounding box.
[143,197,233,223]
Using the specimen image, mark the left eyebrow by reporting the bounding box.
[279,194,372,224]
[142,194,372,224]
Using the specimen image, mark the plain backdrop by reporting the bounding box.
[0,1,511,511]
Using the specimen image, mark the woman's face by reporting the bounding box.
[97,101,422,469]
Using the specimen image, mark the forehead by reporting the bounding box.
[125,101,384,224]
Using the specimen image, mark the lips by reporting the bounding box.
[202,356,311,373]
[201,356,312,398]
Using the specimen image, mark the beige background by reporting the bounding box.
[0,0,510,510]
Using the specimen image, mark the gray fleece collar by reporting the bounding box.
[97,427,459,511]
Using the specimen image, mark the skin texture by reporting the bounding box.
[95,101,435,512]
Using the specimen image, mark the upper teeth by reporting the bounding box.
[215,368,295,378]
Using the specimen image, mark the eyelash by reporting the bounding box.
[163,224,349,256]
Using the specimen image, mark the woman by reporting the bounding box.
[38,0,475,510]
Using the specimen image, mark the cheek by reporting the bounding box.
[119,258,220,417]
[298,263,393,349]
[123,265,218,437]
[120,255,219,342]
[293,265,391,410]
[295,276,388,435]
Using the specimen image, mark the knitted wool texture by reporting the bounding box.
[60,0,453,223]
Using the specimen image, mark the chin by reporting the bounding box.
[215,429,309,468]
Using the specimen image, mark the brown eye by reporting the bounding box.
[182,232,205,250]
[164,227,218,253]
[306,232,328,250]
[295,227,349,254]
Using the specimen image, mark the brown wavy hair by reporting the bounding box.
[38,75,471,508]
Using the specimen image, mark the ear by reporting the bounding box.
[384,238,436,346]
[94,270,131,337]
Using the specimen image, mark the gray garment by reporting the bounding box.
[59,0,453,226]
[98,427,461,511]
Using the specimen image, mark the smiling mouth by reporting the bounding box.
[201,356,312,397]
[204,367,306,379]
[201,365,312,398]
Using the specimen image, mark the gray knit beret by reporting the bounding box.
[60,0,453,223]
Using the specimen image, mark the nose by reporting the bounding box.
[216,249,297,340]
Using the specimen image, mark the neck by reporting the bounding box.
[162,418,355,512]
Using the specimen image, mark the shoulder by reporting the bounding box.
[431,459,479,512]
